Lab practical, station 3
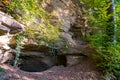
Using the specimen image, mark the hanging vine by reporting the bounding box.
[14,33,25,67]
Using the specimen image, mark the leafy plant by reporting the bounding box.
[14,33,25,67]
[81,0,120,79]
[6,0,61,44]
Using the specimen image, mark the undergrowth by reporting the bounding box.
[81,0,120,79]
[6,0,60,42]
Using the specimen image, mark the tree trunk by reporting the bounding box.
[106,0,116,42]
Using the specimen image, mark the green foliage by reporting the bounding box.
[7,0,60,44]
[116,2,120,41]
[81,0,120,79]
[0,67,4,73]
[81,0,111,30]
[94,42,120,79]
[14,33,25,67]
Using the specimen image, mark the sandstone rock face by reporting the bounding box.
[0,25,10,35]
[43,0,82,31]
[0,34,14,63]
[66,55,87,66]
[42,0,89,66]
[43,0,88,47]
[0,11,24,63]
[0,0,90,67]
[0,11,24,34]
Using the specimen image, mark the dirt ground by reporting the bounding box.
[0,56,105,80]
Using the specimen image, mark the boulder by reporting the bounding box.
[0,11,24,34]
[66,55,87,66]
[0,50,13,63]
[0,25,10,35]
[0,34,11,49]
[60,33,76,46]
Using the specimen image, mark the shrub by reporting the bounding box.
[81,0,120,79]
[6,0,61,43]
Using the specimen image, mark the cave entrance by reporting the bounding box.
[6,54,67,72]
[56,55,67,67]
[18,56,53,72]
[18,55,67,72]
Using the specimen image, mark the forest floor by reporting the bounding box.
[0,53,105,80]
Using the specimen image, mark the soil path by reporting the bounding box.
[0,55,104,80]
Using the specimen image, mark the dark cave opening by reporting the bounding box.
[17,55,67,72]
[6,54,67,72]
[18,56,52,72]
[56,55,67,67]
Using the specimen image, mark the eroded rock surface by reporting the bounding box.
[0,11,24,63]
[0,0,91,67]
[0,11,24,35]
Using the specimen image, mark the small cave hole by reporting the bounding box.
[18,56,53,72]
[56,55,67,67]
